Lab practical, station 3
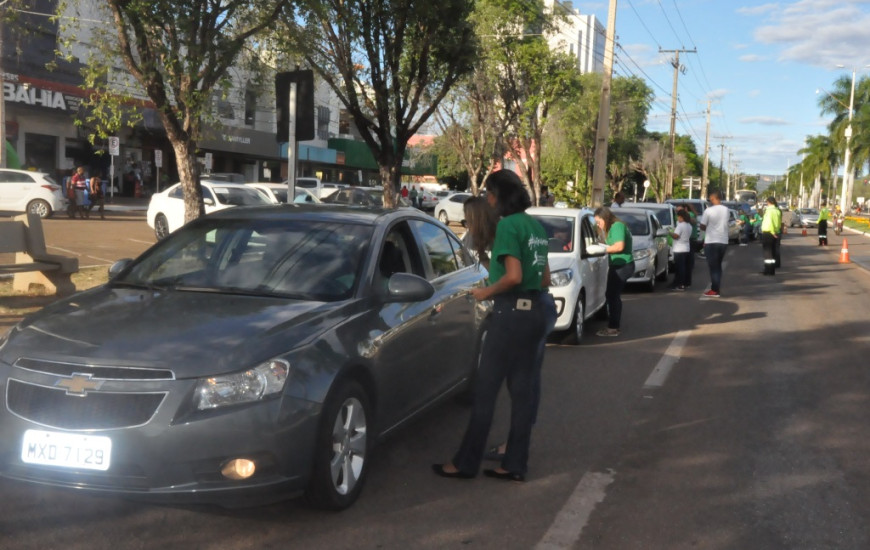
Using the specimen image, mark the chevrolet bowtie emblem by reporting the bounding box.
[55,373,104,396]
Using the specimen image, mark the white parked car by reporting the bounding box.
[528,207,609,343]
[147,181,271,239]
[246,182,321,205]
[0,168,67,218]
[616,208,671,291]
[434,192,475,225]
[418,190,439,210]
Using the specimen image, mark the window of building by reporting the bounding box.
[339,109,351,135]
[244,88,257,126]
[317,106,331,140]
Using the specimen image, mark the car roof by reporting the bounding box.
[527,206,594,217]
[630,202,673,209]
[615,207,654,218]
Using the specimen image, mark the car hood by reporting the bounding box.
[1,286,353,378]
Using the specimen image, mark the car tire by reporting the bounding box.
[154,214,170,240]
[437,210,449,224]
[306,378,371,511]
[656,257,669,281]
[26,199,52,219]
[567,294,586,345]
[646,262,656,292]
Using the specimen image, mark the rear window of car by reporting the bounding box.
[213,186,271,206]
[617,212,650,236]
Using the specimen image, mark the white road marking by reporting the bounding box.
[643,330,691,388]
[128,238,154,245]
[536,470,615,549]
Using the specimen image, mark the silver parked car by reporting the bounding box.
[616,208,671,291]
[0,205,489,510]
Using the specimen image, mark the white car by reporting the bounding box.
[246,182,322,205]
[616,208,671,291]
[434,192,474,225]
[528,207,609,344]
[418,190,439,210]
[0,168,67,218]
[147,180,271,239]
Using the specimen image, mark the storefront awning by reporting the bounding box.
[199,126,283,160]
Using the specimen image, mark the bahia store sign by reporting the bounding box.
[2,75,82,113]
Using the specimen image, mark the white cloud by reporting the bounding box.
[740,54,767,62]
[736,3,781,16]
[752,1,870,67]
[708,88,730,99]
[740,116,791,125]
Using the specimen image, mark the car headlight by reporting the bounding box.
[195,359,290,410]
[632,248,654,261]
[549,268,573,287]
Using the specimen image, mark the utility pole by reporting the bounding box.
[726,148,733,200]
[660,47,696,198]
[714,135,730,193]
[591,0,617,207]
[701,100,711,198]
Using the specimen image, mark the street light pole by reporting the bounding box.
[838,67,856,213]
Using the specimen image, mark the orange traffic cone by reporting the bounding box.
[839,238,850,263]
[801,228,808,236]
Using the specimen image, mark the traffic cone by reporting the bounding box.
[839,238,850,263]
[801,228,807,236]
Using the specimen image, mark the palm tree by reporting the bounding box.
[798,135,835,207]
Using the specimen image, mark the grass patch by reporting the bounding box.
[0,266,110,317]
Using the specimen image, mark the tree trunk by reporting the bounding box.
[170,139,204,223]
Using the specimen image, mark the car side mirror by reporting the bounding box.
[108,258,133,279]
[203,197,215,206]
[384,272,435,302]
[583,243,607,257]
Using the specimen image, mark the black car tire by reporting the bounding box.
[154,214,170,240]
[27,199,52,219]
[306,379,371,510]
[437,210,449,224]
[564,293,585,345]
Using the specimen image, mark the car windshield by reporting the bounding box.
[616,212,650,236]
[800,208,819,215]
[116,218,373,301]
[531,215,576,253]
[213,186,272,206]
[637,207,672,227]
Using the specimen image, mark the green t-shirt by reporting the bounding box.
[606,221,633,267]
[488,213,549,291]
[688,211,699,240]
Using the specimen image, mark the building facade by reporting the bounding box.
[545,0,605,75]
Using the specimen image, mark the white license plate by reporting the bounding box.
[21,429,112,471]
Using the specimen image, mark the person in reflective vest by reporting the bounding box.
[817,202,831,246]
[761,197,782,276]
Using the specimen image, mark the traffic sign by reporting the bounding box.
[108,136,120,156]
[154,149,163,168]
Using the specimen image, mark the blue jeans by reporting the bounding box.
[453,292,547,475]
[704,243,727,292]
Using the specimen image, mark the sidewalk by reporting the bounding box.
[103,196,149,212]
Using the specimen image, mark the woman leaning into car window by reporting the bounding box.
[433,169,550,483]
[594,206,634,338]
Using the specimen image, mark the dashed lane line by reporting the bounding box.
[537,329,691,547]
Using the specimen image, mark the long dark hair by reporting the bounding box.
[593,206,619,233]
[463,196,497,255]
[485,170,531,217]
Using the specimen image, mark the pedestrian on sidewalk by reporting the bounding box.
[761,196,782,276]
[88,170,105,219]
[699,190,729,297]
[71,166,89,219]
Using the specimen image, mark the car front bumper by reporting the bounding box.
[0,362,321,506]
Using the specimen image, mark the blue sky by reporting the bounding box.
[582,0,870,177]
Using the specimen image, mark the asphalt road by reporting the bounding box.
[2,212,870,549]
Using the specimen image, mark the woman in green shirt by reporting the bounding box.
[594,207,635,337]
[434,170,550,482]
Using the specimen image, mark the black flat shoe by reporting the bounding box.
[432,464,474,479]
[484,445,505,461]
[483,469,525,482]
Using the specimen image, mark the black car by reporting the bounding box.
[0,205,489,509]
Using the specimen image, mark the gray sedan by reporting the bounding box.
[0,205,489,510]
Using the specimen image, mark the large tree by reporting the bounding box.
[69,0,289,223]
[275,0,477,206]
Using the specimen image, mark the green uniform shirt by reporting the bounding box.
[762,206,782,234]
[606,221,633,267]
[489,212,549,291]
[688,211,699,240]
